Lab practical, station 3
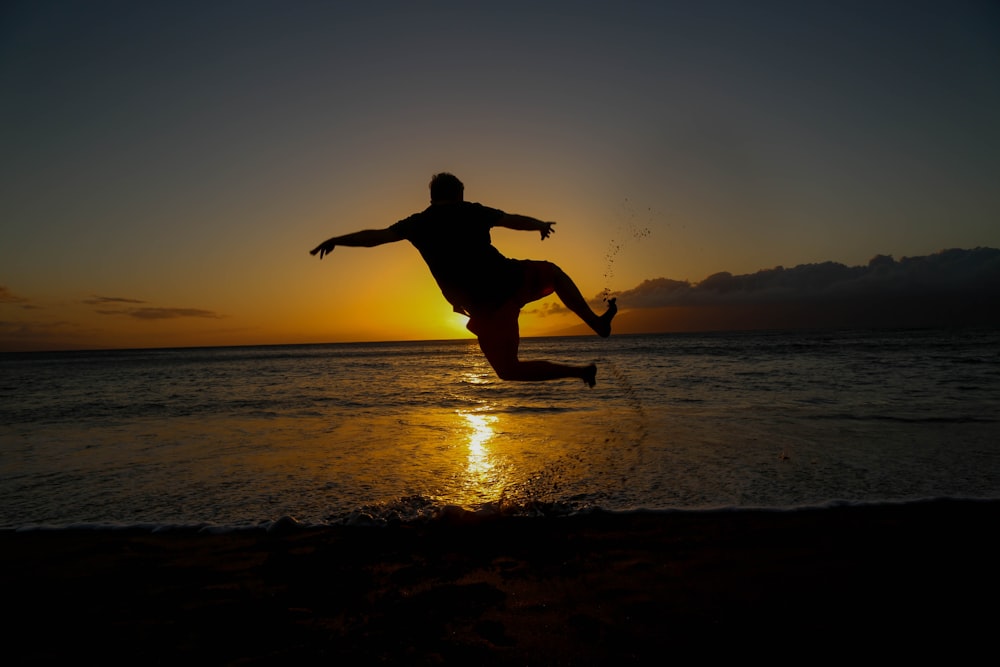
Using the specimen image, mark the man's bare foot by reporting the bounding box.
[593,298,617,338]
[582,363,597,388]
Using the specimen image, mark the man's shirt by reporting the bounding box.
[390,202,524,315]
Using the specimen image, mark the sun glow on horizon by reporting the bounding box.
[445,311,476,340]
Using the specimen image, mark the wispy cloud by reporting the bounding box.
[2,293,229,351]
[83,294,225,320]
[0,286,28,304]
[0,286,41,310]
[95,307,224,320]
[83,295,147,305]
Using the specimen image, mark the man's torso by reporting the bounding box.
[390,202,523,314]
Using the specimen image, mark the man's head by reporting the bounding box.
[430,172,464,204]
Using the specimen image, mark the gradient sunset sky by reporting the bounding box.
[3,1,999,351]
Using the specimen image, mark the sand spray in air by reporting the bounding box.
[598,199,655,461]
[600,198,653,305]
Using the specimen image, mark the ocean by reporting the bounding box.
[1,329,998,530]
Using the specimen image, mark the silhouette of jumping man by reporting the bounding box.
[310,173,617,387]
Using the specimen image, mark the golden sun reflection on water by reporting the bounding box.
[463,411,497,476]
[457,410,508,504]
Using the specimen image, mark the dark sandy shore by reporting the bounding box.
[4,499,997,665]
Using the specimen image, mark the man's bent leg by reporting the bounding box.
[474,312,597,387]
[548,265,617,338]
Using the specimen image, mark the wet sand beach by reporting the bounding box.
[5,499,997,664]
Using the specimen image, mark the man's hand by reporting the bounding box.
[310,228,400,258]
[497,214,557,240]
[310,239,336,259]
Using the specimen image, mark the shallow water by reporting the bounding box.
[1,329,998,528]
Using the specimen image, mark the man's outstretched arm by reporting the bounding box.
[310,227,402,259]
[496,214,556,240]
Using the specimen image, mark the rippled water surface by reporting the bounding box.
[2,329,998,528]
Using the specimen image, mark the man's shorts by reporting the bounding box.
[512,259,558,307]
[465,260,557,337]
